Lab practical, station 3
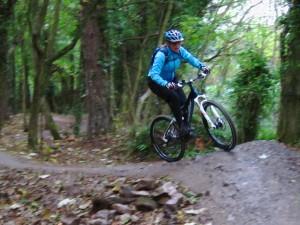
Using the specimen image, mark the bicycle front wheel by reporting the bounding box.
[201,100,237,151]
[150,115,185,162]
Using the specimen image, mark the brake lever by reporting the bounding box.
[177,79,186,88]
[197,71,207,79]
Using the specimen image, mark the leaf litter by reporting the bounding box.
[0,168,212,224]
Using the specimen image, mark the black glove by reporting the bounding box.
[201,66,210,75]
[166,82,177,90]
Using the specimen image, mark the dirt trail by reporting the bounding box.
[1,140,300,225]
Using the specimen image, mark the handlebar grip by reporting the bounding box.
[177,83,183,88]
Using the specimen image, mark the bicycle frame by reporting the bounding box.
[180,75,221,129]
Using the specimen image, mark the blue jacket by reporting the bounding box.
[148,46,205,87]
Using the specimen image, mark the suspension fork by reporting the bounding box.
[162,118,176,142]
[194,96,218,129]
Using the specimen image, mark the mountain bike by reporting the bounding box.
[150,70,237,162]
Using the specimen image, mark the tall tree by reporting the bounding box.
[20,38,30,131]
[277,0,300,145]
[81,0,110,137]
[0,0,17,131]
[27,0,53,149]
[27,0,79,149]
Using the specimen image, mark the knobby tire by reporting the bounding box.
[201,100,237,151]
[150,115,185,162]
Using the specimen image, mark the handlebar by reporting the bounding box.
[177,70,208,88]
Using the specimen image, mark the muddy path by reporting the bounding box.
[1,140,300,225]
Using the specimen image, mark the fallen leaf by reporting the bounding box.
[79,201,91,210]
[39,174,51,179]
[9,203,22,209]
[57,198,76,208]
[184,208,207,215]
[258,154,269,159]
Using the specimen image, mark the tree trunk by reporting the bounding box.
[0,22,9,131]
[28,55,45,149]
[9,46,17,114]
[133,0,174,125]
[72,50,85,136]
[81,0,110,138]
[41,98,61,140]
[277,0,300,145]
[157,0,174,45]
[28,0,78,149]
[21,39,29,131]
[27,0,49,149]
[0,0,17,131]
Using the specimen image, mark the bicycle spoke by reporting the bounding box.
[202,101,237,151]
[150,116,185,162]
[207,109,231,144]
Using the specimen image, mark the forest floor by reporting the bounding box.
[1,115,300,225]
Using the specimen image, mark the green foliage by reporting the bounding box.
[231,48,274,142]
[183,113,216,158]
[6,0,285,146]
[184,147,216,158]
[257,127,276,140]
[72,100,83,136]
[127,125,152,155]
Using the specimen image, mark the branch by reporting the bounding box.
[29,0,50,57]
[35,0,49,37]
[32,33,44,57]
[106,0,150,11]
[47,0,101,63]
[205,52,238,62]
[26,0,33,36]
[233,0,263,26]
[203,1,263,62]
[206,0,241,11]
[204,38,241,62]
[135,88,151,124]
[0,0,18,17]
[122,32,159,42]
[6,0,18,16]
[51,63,66,74]
[158,0,174,45]
[46,0,61,56]
[47,27,80,63]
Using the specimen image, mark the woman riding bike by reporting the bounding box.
[147,29,210,137]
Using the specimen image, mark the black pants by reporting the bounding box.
[148,77,187,127]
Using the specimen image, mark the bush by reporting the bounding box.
[126,125,155,159]
[231,48,273,143]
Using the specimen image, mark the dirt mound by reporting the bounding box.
[1,140,300,224]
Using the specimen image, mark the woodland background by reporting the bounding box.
[0,0,299,153]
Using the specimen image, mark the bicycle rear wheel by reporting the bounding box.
[201,100,237,151]
[150,115,185,162]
